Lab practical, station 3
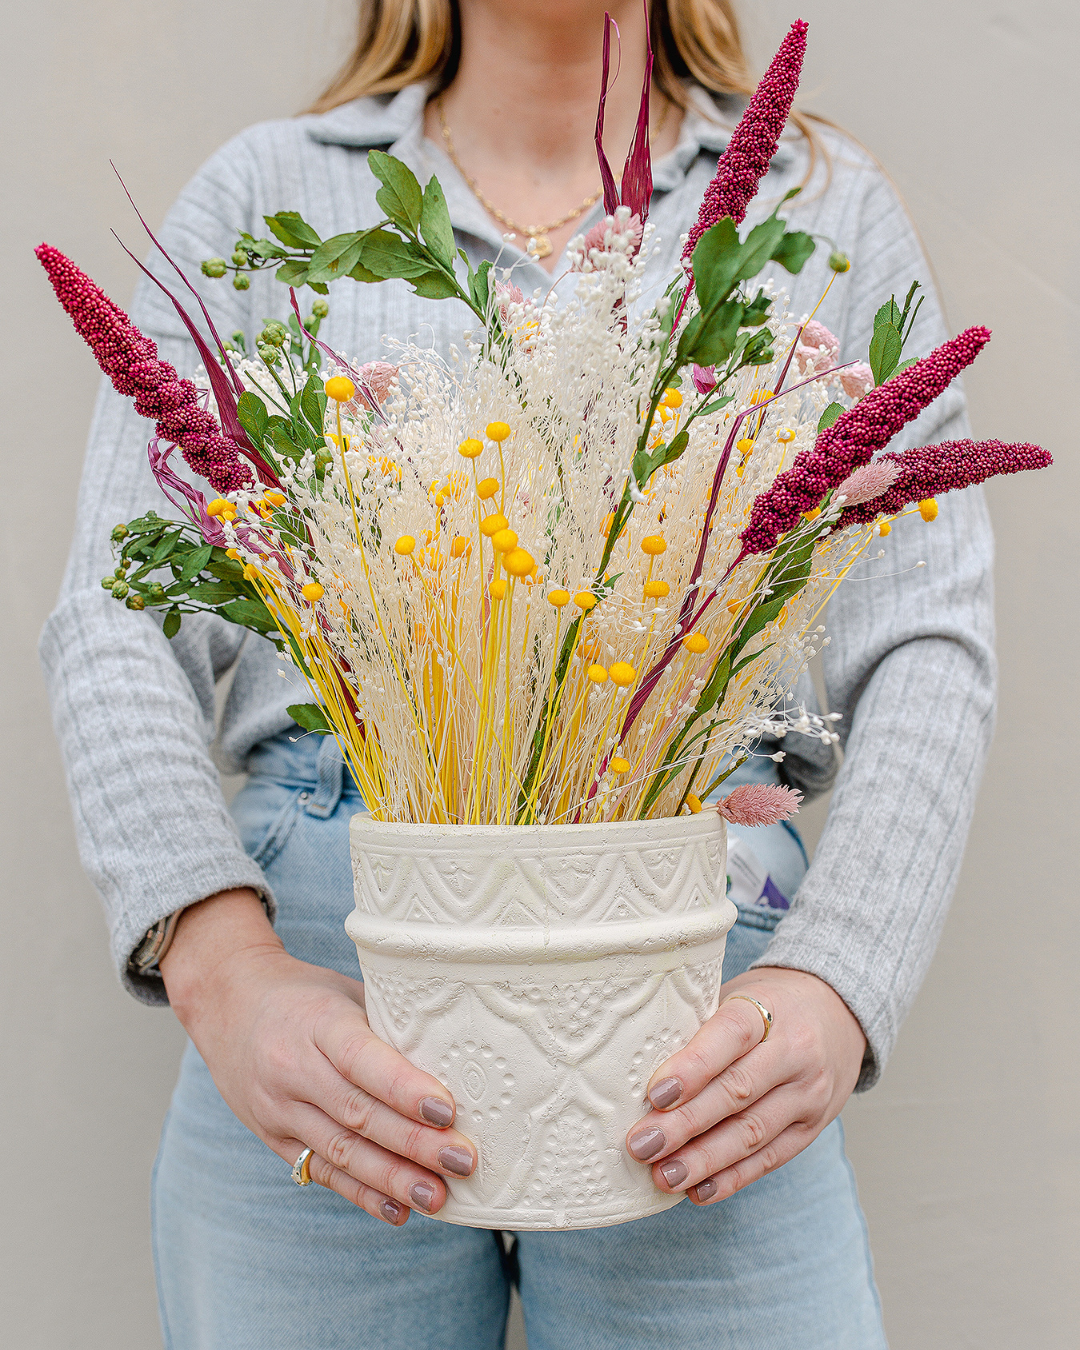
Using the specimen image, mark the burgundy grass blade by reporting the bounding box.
[594,15,621,214]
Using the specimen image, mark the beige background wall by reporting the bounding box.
[2,2,1075,1346]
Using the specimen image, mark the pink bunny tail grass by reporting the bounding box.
[36,243,250,492]
[836,439,1052,527]
[834,460,901,506]
[717,782,803,827]
[682,19,808,266]
[740,325,991,555]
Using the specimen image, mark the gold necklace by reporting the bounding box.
[436,97,604,260]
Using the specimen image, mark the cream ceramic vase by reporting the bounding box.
[346,813,736,1230]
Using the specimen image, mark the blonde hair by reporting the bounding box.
[308,0,825,166]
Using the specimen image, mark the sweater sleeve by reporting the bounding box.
[39,130,284,1004]
[750,165,997,1088]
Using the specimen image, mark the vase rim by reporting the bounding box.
[349,811,723,838]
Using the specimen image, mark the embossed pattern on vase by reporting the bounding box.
[349,816,735,1229]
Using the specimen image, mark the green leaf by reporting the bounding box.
[186,580,240,604]
[468,259,492,314]
[236,391,269,447]
[868,321,903,386]
[632,428,690,489]
[151,529,182,566]
[218,597,277,632]
[275,259,311,288]
[893,357,917,376]
[348,257,382,284]
[419,176,456,267]
[359,230,433,280]
[162,608,181,639]
[689,218,743,311]
[817,401,845,432]
[264,211,323,250]
[367,150,423,233]
[678,299,744,365]
[126,514,165,535]
[300,374,327,436]
[407,269,463,301]
[874,298,903,331]
[287,702,333,734]
[306,231,369,286]
[178,544,213,583]
[246,237,289,261]
[204,551,245,582]
[770,229,815,274]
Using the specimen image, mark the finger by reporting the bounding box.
[312,1004,458,1129]
[688,1120,817,1205]
[648,1083,803,1194]
[287,1102,452,1215]
[626,1043,786,1163]
[644,992,775,1112]
[275,1134,408,1225]
[303,1060,476,1178]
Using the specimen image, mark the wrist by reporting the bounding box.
[160,887,284,1025]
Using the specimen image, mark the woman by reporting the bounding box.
[41,2,994,1346]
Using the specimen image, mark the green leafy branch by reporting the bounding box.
[867,280,925,386]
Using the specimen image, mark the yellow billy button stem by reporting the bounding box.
[301,582,324,602]
[609,662,636,688]
[641,536,666,556]
[574,591,598,612]
[476,477,499,500]
[486,421,511,442]
[324,376,356,403]
[610,756,630,774]
[548,589,570,607]
[918,498,939,521]
[458,438,484,459]
[480,513,509,538]
[503,548,535,577]
[643,579,670,599]
[683,633,709,654]
[587,664,608,684]
[394,535,416,556]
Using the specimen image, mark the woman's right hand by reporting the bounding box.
[160,887,475,1226]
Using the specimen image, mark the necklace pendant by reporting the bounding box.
[530,234,553,260]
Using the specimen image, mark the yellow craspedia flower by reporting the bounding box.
[683,633,709,654]
[726,598,743,615]
[491,528,518,553]
[548,589,570,607]
[207,498,232,517]
[574,591,598,611]
[476,477,499,500]
[643,579,670,599]
[324,376,356,403]
[394,535,416,556]
[226,548,241,560]
[776,427,795,443]
[685,793,703,814]
[503,548,535,577]
[450,536,471,558]
[641,536,666,556]
[610,757,630,774]
[876,520,892,537]
[802,507,821,523]
[458,437,484,459]
[918,498,938,521]
[609,661,636,687]
[263,490,286,506]
[243,563,260,581]
[660,387,683,408]
[489,579,508,600]
[736,438,756,457]
[587,664,608,683]
[486,421,511,442]
[480,512,509,538]
[301,582,324,602]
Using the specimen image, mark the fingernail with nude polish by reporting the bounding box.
[438,1145,475,1177]
[649,1077,683,1110]
[695,1178,718,1203]
[660,1159,688,1189]
[380,1198,403,1223]
[409,1181,437,1213]
[628,1126,666,1161]
[419,1097,455,1127]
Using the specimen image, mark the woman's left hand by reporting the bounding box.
[625,967,866,1204]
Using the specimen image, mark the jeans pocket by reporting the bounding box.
[230,776,308,869]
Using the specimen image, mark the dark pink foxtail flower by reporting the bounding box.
[740,326,991,555]
[717,782,802,827]
[836,439,1052,528]
[36,244,251,493]
[682,19,808,268]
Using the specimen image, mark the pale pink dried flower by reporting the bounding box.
[717,782,803,827]
[834,460,900,506]
[351,361,398,411]
[794,320,840,375]
[839,361,875,400]
[575,211,643,270]
[494,281,525,322]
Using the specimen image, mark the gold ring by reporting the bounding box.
[292,1147,314,1186]
[722,993,773,1043]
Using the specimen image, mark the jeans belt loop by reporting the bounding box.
[305,736,344,818]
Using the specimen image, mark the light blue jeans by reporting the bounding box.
[152,733,887,1348]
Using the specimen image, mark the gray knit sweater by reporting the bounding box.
[40,85,995,1088]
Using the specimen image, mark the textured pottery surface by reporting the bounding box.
[347,814,736,1229]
